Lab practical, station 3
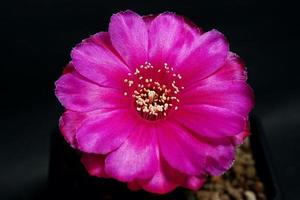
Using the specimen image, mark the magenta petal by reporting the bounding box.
[141,171,177,194]
[174,104,245,138]
[76,109,137,154]
[62,62,75,74]
[71,32,129,88]
[59,110,86,148]
[142,14,157,29]
[109,10,148,69]
[141,159,183,194]
[176,30,229,85]
[202,52,248,83]
[183,176,206,190]
[233,130,250,146]
[205,144,235,176]
[105,124,158,182]
[148,12,202,67]
[141,158,205,193]
[59,109,117,148]
[81,153,109,178]
[158,122,206,175]
[159,121,235,176]
[201,137,235,176]
[232,120,251,146]
[181,81,254,116]
[55,69,129,112]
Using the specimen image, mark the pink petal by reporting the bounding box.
[71,32,129,88]
[80,153,109,178]
[59,109,117,148]
[158,122,235,176]
[62,62,74,74]
[59,110,86,148]
[109,10,148,69]
[105,124,158,182]
[158,122,206,175]
[141,158,183,194]
[142,14,157,29]
[205,143,235,176]
[76,109,137,154]
[183,176,206,190]
[204,52,248,83]
[140,157,206,193]
[180,81,254,116]
[174,104,245,138]
[148,12,202,67]
[176,30,229,86]
[55,69,129,112]
[232,120,251,146]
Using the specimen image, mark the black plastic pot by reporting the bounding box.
[249,116,281,200]
[47,115,281,200]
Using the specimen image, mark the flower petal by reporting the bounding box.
[174,104,245,138]
[159,122,235,176]
[183,176,206,190]
[148,12,202,67]
[158,122,206,175]
[59,109,117,148]
[55,69,129,112]
[62,62,74,74]
[80,153,109,178]
[176,30,229,85]
[232,120,251,146]
[109,10,148,69]
[76,109,137,154]
[141,157,183,194]
[59,110,86,148]
[180,81,254,116]
[105,124,158,182]
[71,32,129,88]
[203,52,248,83]
[142,14,157,29]
[205,143,235,176]
[141,158,206,193]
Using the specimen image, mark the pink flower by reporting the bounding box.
[55,10,254,194]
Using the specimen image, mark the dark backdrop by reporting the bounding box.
[1,0,299,199]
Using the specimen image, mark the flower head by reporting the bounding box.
[55,10,254,194]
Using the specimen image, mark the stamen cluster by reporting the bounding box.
[123,62,184,120]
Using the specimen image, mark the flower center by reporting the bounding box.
[123,62,184,121]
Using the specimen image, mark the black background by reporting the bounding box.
[1,0,299,199]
